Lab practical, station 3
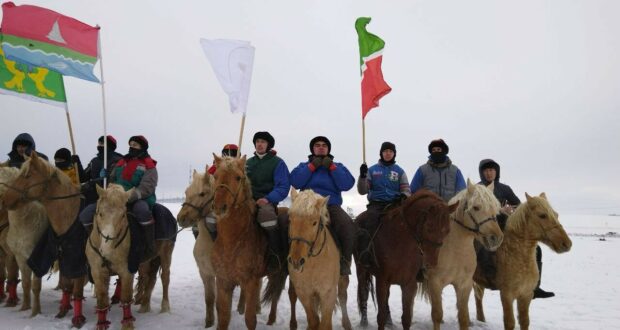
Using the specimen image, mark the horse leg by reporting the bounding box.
[199,268,215,328]
[297,289,319,330]
[356,267,371,328]
[242,278,260,330]
[500,291,516,330]
[267,283,279,325]
[428,279,444,330]
[159,244,173,313]
[16,259,31,311]
[119,272,136,330]
[400,281,417,330]
[338,275,353,330]
[56,276,72,318]
[138,259,157,313]
[257,280,263,315]
[215,278,234,330]
[31,275,42,317]
[473,283,486,322]
[288,280,298,330]
[237,285,246,315]
[92,267,111,330]
[72,276,87,328]
[375,277,390,330]
[4,255,19,307]
[516,294,532,330]
[318,284,338,330]
[454,281,473,330]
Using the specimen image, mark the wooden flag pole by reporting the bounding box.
[362,117,367,164]
[64,102,80,183]
[237,114,246,158]
[96,26,109,188]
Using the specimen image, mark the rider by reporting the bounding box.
[246,132,290,273]
[356,141,411,267]
[411,138,465,201]
[81,135,124,206]
[478,158,554,299]
[53,147,86,186]
[287,136,356,275]
[6,133,48,168]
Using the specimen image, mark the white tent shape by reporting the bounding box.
[46,20,66,44]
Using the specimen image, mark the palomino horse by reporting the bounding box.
[0,152,88,327]
[287,188,352,330]
[420,180,503,330]
[473,192,572,330]
[0,166,48,316]
[211,155,287,330]
[177,167,217,328]
[356,190,458,330]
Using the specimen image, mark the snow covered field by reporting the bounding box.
[1,204,618,329]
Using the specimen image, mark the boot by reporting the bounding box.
[533,259,554,299]
[357,230,375,268]
[265,227,283,273]
[142,223,156,261]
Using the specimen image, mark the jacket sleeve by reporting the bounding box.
[265,160,291,204]
[357,176,369,195]
[330,163,355,191]
[455,169,466,193]
[290,162,313,190]
[131,167,158,202]
[400,172,411,196]
[410,168,423,193]
[504,184,521,206]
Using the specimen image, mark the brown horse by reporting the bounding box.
[420,180,504,330]
[287,188,352,330]
[210,155,287,330]
[0,151,87,327]
[356,190,458,330]
[473,192,572,330]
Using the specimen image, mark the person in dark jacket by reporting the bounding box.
[246,132,290,273]
[285,136,356,275]
[410,139,465,202]
[53,147,86,186]
[81,135,124,206]
[478,158,554,299]
[6,133,48,168]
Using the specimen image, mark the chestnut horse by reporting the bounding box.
[420,180,504,330]
[211,155,287,330]
[1,152,87,327]
[287,188,352,330]
[473,192,572,330]
[356,190,458,330]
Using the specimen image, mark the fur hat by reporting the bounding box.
[428,139,449,154]
[98,135,117,151]
[54,148,71,161]
[309,136,331,154]
[252,131,275,150]
[129,135,149,150]
[222,144,239,157]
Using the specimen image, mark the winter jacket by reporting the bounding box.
[477,159,520,206]
[110,154,158,208]
[82,151,124,205]
[246,152,290,204]
[410,156,466,202]
[7,133,48,168]
[357,161,410,202]
[290,156,355,206]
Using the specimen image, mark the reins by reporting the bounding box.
[0,169,82,204]
[397,196,445,258]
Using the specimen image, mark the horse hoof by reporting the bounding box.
[71,315,86,328]
[30,309,41,318]
[19,304,31,311]
[55,308,69,318]
[205,319,214,328]
[290,322,297,330]
[360,316,368,328]
[138,305,151,313]
[4,298,19,307]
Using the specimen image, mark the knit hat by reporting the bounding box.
[129,135,149,150]
[54,148,71,161]
[252,131,275,150]
[222,144,239,157]
[428,139,449,154]
[309,136,331,155]
[98,135,117,151]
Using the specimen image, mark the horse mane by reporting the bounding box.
[217,156,255,213]
[289,189,330,226]
[450,184,500,219]
[385,190,442,219]
[505,195,555,233]
[0,167,20,195]
[99,184,129,208]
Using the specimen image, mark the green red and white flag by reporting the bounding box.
[355,17,391,119]
[1,2,100,82]
[0,36,67,107]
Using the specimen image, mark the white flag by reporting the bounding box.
[200,38,255,114]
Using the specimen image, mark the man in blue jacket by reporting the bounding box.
[411,138,465,202]
[246,131,290,273]
[287,136,356,275]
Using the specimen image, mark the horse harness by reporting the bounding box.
[181,195,214,218]
[288,215,328,259]
[0,170,82,204]
[215,175,248,209]
[452,200,497,233]
[87,211,132,271]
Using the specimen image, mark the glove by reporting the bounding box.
[99,168,108,178]
[71,154,81,164]
[321,157,333,169]
[360,163,368,178]
[311,156,323,169]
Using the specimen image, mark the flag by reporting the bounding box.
[1,2,100,82]
[200,38,255,114]
[356,17,391,119]
[0,37,66,107]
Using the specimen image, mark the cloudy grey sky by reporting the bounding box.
[1,0,619,215]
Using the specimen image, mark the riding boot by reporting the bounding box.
[533,259,554,299]
[265,227,283,273]
[142,223,156,261]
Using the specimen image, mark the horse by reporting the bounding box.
[0,207,20,307]
[210,155,287,330]
[0,152,88,327]
[287,188,352,330]
[473,192,572,330]
[356,190,458,330]
[418,179,503,330]
[0,166,48,316]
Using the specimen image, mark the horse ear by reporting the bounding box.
[525,192,533,202]
[290,188,298,201]
[192,169,199,179]
[238,155,247,168]
[539,192,547,200]
[466,178,475,194]
[448,200,460,214]
[96,184,105,197]
[213,153,222,167]
[321,195,330,208]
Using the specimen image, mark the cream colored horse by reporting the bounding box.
[287,189,352,330]
[473,193,572,330]
[421,179,504,330]
[0,166,48,316]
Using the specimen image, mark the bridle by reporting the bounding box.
[214,175,248,210]
[452,200,497,233]
[0,169,81,205]
[87,208,131,270]
[288,215,328,258]
[181,195,214,218]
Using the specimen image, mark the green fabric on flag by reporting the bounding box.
[0,37,66,107]
[355,17,386,69]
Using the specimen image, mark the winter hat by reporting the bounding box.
[129,135,149,150]
[222,144,239,157]
[252,131,275,150]
[309,136,331,155]
[428,139,449,154]
[380,142,396,156]
[54,148,71,161]
[98,135,117,151]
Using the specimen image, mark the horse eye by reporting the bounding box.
[473,206,480,211]
[539,214,547,219]
[236,176,241,181]
[312,222,317,226]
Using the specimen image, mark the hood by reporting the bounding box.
[9,133,36,158]
[478,158,500,183]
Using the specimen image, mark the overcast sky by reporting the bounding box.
[1,0,619,215]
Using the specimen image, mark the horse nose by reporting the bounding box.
[287,256,293,265]
[299,258,305,266]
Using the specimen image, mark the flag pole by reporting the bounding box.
[64,99,81,182]
[237,114,246,157]
[362,117,366,164]
[96,26,109,188]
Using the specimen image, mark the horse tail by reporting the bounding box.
[261,268,287,307]
[417,277,430,302]
[357,271,376,316]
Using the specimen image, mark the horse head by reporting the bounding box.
[452,179,504,251]
[212,154,253,219]
[177,166,215,228]
[287,188,330,272]
[94,184,133,228]
[509,192,572,253]
[1,151,54,210]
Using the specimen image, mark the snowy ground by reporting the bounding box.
[1,204,619,329]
